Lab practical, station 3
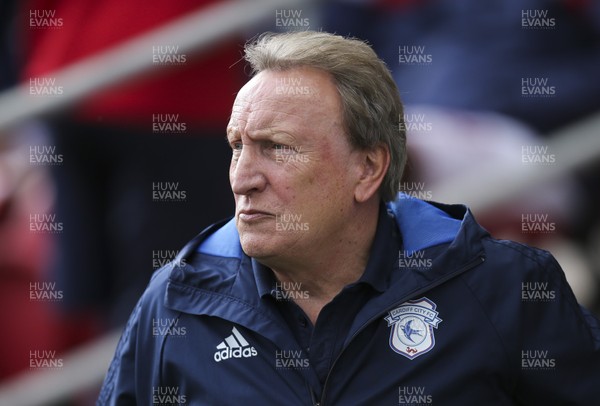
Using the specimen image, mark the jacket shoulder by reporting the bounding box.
[483,237,557,269]
[458,236,600,401]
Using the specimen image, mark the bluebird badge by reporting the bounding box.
[385,297,442,360]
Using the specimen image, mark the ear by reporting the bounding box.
[354,144,390,203]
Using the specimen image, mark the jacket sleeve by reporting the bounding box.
[96,298,142,405]
[96,265,172,405]
[496,244,600,404]
[518,253,600,403]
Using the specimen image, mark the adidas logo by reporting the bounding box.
[213,326,258,362]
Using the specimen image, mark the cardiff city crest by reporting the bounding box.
[385,297,442,360]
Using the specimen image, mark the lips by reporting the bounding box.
[237,209,273,222]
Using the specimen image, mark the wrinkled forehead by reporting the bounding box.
[227,68,343,135]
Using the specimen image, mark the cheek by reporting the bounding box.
[229,159,240,190]
[310,160,348,192]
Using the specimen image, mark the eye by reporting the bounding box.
[230,141,242,160]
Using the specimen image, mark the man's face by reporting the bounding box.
[227,67,364,263]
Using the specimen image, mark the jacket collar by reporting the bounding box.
[253,202,400,298]
[165,195,489,329]
[345,198,488,342]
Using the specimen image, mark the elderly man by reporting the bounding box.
[98,31,600,405]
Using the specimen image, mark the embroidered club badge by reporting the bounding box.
[385,297,442,360]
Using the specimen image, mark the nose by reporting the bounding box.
[230,145,267,196]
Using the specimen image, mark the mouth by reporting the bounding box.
[237,209,274,222]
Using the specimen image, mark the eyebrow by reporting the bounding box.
[226,127,297,144]
[225,126,239,142]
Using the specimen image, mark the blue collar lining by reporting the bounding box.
[387,194,462,253]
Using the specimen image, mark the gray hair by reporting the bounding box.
[244,31,406,202]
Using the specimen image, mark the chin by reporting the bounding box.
[239,234,276,259]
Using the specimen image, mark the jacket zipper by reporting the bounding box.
[316,255,485,405]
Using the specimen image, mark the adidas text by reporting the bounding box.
[214,326,258,362]
[214,346,258,362]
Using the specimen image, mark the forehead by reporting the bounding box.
[227,67,344,136]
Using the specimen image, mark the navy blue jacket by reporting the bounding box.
[98,196,600,405]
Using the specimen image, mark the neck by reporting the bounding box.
[266,200,381,324]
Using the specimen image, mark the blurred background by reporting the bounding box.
[0,0,598,404]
